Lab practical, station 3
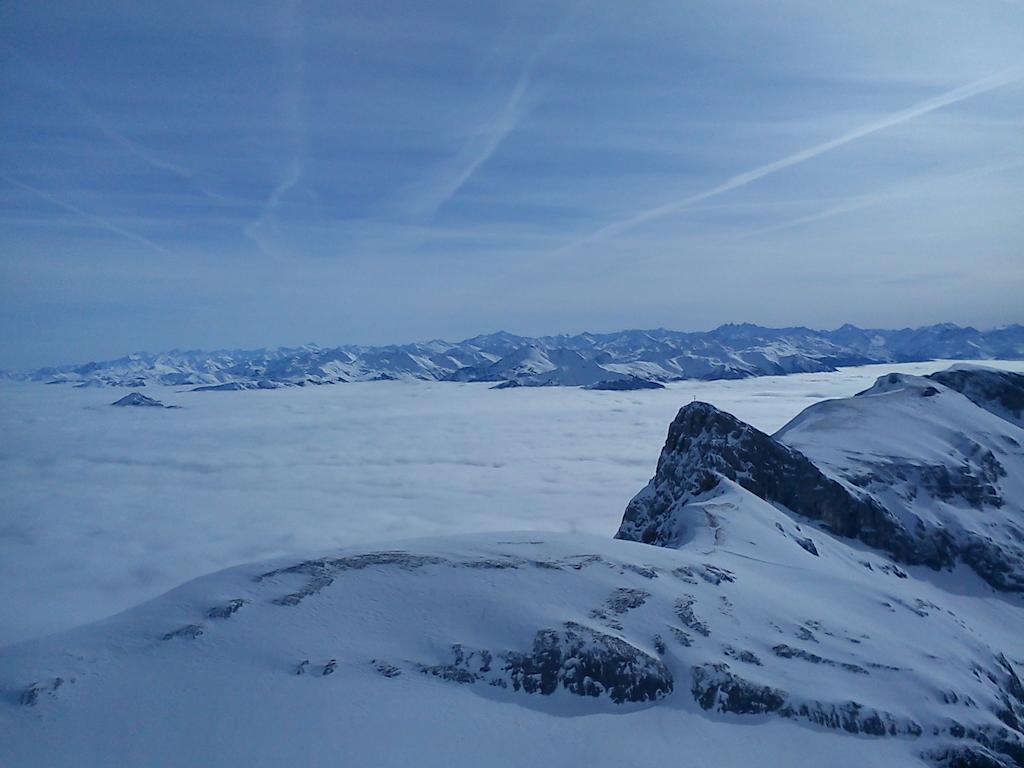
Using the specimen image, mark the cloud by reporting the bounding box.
[5,360,1024,646]
[396,6,580,222]
[3,43,239,205]
[0,173,177,258]
[245,0,308,255]
[724,158,1024,242]
[552,66,1024,255]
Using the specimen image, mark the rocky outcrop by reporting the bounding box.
[615,402,910,556]
[928,367,1024,428]
[618,367,1024,591]
[584,377,665,391]
[415,623,673,704]
[503,622,672,703]
[111,392,176,408]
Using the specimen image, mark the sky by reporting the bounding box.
[1,0,1023,369]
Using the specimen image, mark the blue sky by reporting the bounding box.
[1,0,1023,368]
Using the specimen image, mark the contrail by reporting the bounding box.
[409,73,533,220]
[247,0,307,254]
[726,157,1024,242]
[4,43,241,205]
[1,174,177,258]
[553,66,1024,255]
[404,3,582,221]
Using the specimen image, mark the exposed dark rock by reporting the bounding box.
[772,644,869,675]
[420,663,478,684]
[621,563,659,579]
[584,377,665,391]
[926,745,1018,768]
[723,646,762,666]
[371,660,402,678]
[674,596,710,637]
[794,535,819,556]
[670,627,693,647]
[258,550,636,606]
[617,385,1024,591]
[503,622,673,704]
[207,598,248,619]
[590,588,650,629]
[161,624,204,641]
[692,663,926,738]
[616,402,908,555]
[20,678,63,707]
[929,367,1024,428]
[776,700,922,737]
[697,564,735,585]
[111,392,176,408]
[192,382,249,392]
[604,588,650,614]
[413,626,672,704]
[691,663,785,714]
[258,552,449,606]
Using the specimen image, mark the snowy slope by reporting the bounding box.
[928,365,1024,429]
[450,345,629,387]
[776,372,1024,591]
[2,519,1022,766]
[3,368,1024,766]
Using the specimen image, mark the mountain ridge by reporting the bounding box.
[6,322,1024,390]
[618,367,1024,592]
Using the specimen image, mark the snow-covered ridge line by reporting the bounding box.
[6,322,1024,390]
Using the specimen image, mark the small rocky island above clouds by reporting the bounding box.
[3,365,1024,768]
[111,392,179,408]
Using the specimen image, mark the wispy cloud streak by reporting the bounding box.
[3,43,242,204]
[400,6,580,221]
[553,66,1024,255]
[245,0,307,255]
[726,157,1024,242]
[1,173,177,257]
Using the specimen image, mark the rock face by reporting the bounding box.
[419,623,674,704]
[928,365,1024,428]
[778,370,1024,592]
[615,401,907,556]
[617,368,1024,592]
[584,377,665,391]
[110,392,175,408]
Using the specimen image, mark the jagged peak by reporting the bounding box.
[618,400,898,551]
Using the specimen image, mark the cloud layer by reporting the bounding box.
[4,360,1024,647]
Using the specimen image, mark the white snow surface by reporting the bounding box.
[2,499,1021,766]
[1,360,1023,650]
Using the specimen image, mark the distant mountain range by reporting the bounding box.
[6,322,1023,390]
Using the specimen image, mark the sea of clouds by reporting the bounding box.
[2,359,1022,647]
